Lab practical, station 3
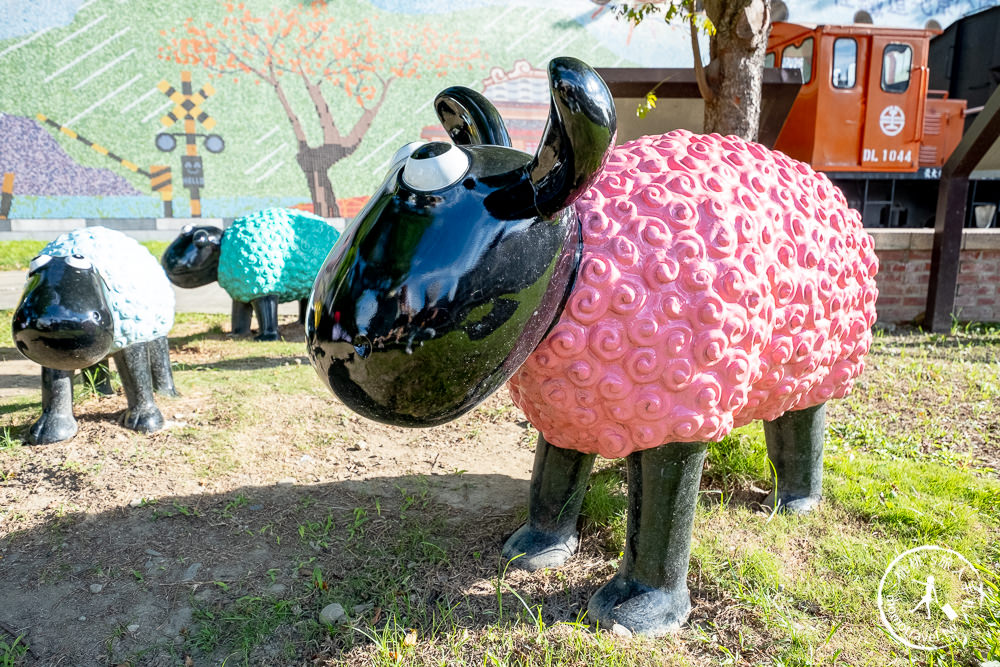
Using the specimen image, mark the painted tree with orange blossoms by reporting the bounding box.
[159,2,481,216]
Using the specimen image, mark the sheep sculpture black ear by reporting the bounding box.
[527,58,617,217]
[434,86,512,147]
[306,57,616,427]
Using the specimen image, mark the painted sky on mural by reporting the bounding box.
[0,0,85,40]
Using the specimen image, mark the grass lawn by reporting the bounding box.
[0,240,170,271]
[0,314,998,666]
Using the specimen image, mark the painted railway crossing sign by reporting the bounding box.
[154,70,224,217]
[157,72,216,134]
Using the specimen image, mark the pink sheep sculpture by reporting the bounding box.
[502,129,878,634]
[307,57,878,636]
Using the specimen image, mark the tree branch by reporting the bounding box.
[342,75,393,150]
[690,13,715,103]
[268,60,308,145]
[300,64,344,146]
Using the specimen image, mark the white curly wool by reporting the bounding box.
[41,227,175,351]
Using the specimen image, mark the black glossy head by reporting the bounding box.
[306,57,616,427]
[161,225,223,288]
[12,254,115,370]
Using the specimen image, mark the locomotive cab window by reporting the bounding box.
[782,37,813,84]
[764,51,776,68]
[832,38,857,88]
[881,43,912,93]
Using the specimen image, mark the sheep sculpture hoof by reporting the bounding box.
[306,57,878,636]
[501,436,596,571]
[28,372,79,444]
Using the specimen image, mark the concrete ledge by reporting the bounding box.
[9,218,86,232]
[868,229,923,251]
[962,228,1000,250]
[0,216,350,241]
[155,217,226,231]
[868,228,1000,251]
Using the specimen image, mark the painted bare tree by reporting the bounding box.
[621,0,771,141]
[159,2,480,216]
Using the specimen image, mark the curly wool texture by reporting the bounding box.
[507,131,879,458]
[42,227,175,352]
[218,208,342,304]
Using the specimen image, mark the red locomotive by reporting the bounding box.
[766,6,999,228]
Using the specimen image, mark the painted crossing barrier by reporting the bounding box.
[35,114,174,217]
[0,173,12,220]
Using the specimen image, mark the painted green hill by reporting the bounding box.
[0,0,637,218]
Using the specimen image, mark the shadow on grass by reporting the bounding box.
[171,355,311,373]
[0,399,39,418]
[167,321,306,348]
[0,470,622,666]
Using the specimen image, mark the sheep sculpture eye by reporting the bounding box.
[28,255,52,274]
[65,255,93,270]
[400,142,470,191]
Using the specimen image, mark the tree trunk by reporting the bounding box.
[306,166,339,218]
[703,0,771,141]
[296,142,358,218]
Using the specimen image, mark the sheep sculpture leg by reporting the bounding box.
[587,442,708,635]
[231,298,279,340]
[29,368,78,445]
[231,300,253,335]
[502,435,596,570]
[503,438,708,636]
[148,335,178,397]
[763,403,827,513]
[251,295,280,341]
[113,342,165,433]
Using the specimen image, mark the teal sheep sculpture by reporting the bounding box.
[162,208,341,340]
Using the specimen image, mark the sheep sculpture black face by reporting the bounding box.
[12,227,177,444]
[306,57,879,636]
[307,58,615,425]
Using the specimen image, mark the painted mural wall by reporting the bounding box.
[0,0,993,221]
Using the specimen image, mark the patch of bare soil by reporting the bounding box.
[0,347,37,399]
[0,326,556,666]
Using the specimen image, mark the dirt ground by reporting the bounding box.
[0,320,569,666]
[2,319,998,666]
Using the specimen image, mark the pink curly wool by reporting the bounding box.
[507,130,879,458]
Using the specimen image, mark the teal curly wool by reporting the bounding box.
[217,208,342,304]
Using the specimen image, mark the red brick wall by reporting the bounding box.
[871,230,1000,324]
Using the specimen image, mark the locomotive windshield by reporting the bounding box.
[832,38,858,88]
[881,43,913,93]
[782,37,814,84]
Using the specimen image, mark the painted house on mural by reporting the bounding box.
[0,0,987,228]
[421,61,549,154]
